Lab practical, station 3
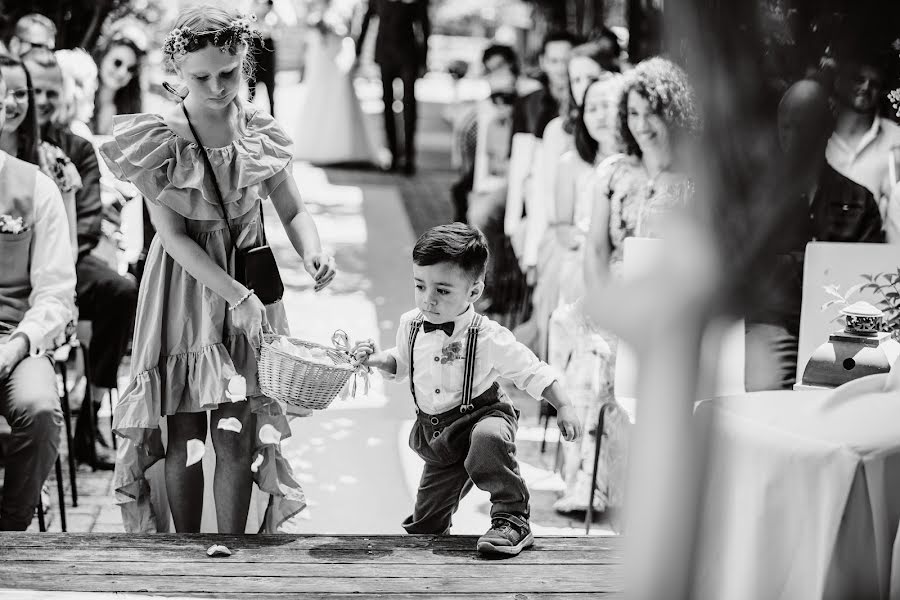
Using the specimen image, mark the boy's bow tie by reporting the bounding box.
[422,320,455,336]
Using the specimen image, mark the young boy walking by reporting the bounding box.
[354,223,582,555]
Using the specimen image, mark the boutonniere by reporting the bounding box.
[0,214,25,234]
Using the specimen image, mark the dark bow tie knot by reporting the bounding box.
[422,320,455,336]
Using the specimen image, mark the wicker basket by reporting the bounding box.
[258,332,356,410]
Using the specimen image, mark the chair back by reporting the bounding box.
[797,242,900,384]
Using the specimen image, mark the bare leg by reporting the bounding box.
[165,412,208,533]
[211,401,255,533]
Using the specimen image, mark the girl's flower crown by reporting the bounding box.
[163,14,259,60]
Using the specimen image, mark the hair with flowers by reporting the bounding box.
[616,56,700,158]
[163,6,260,76]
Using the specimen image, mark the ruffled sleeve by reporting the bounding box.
[99,108,293,221]
[246,109,293,198]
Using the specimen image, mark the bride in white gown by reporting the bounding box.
[293,14,378,165]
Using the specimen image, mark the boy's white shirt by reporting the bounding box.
[385,305,559,415]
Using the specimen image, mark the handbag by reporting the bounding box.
[181,104,285,305]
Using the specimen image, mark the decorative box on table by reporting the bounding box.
[796,301,900,390]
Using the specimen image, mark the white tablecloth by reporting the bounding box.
[693,370,900,600]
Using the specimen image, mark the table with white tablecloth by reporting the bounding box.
[693,370,900,600]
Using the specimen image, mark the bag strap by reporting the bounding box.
[180,103,268,250]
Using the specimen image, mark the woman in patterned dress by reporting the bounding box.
[581,57,699,525]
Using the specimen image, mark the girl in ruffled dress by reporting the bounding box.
[99,6,337,533]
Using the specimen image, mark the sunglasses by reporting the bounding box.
[112,58,139,75]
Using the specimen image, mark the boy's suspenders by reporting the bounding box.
[459,314,483,413]
[407,314,425,413]
[407,313,484,415]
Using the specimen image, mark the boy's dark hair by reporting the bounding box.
[482,44,520,78]
[413,223,490,281]
[541,30,581,56]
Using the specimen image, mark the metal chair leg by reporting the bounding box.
[57,361,78,506]
[585,402,613,534]
[36,501,46,532]
[79,343,98,468]
[109,387,118,451]
[54,456,67,532]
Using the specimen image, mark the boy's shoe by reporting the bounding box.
[476,513,534,556]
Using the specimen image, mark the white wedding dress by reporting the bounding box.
[293,30,377,165]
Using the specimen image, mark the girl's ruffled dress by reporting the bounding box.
[99,107,306,533]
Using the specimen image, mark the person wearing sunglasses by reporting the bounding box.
[7,13,57,58]
[91,36,145,136]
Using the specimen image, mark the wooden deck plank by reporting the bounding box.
[0,574,623,594]
[2,560,616,578]
[0,547,614,565]
[0,534,623,597]
[1,593,623,599]
[0,533,618,552]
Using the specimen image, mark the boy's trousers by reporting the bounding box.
[402,385,530,534]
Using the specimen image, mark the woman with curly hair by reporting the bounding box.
[586,56,699,283]
[578,57,699,525]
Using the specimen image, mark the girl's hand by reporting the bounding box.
[230,292,268,342]
[304,252,337,292]
[350,339,376,366]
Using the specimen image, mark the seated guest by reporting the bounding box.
[23,47,138,469]
[54,48,100,142]
[825,43,900,243]
[451,44,520,223]
[457,45,532,326]
[0,68,75,530]
[746,79,885,391]
[506,31,578,260]
[90,30,145,136]
[7,13,56,56]
[0,53,81,259]
[512,31,577,141]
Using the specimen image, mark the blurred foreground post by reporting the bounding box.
[584,1,793,598]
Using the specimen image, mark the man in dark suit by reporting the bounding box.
[355,0,430,175]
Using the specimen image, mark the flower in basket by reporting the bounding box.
[0,214,26,234]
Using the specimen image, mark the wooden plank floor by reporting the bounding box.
[0,534,623,598]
